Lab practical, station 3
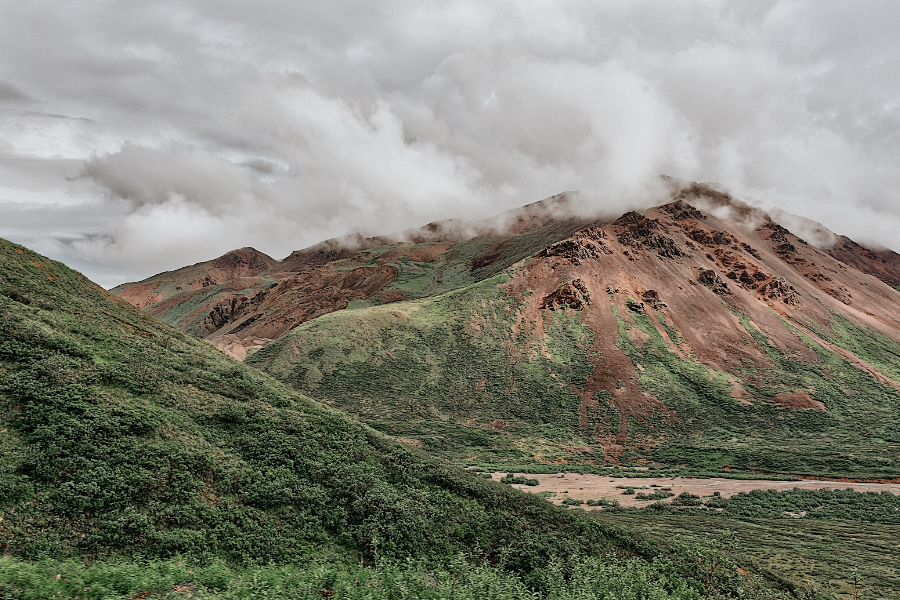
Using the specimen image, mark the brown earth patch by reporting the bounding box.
[117,282,165,309]
[408,242,454,262]
[380,290,406,303]
[471,239,511,269]
[31,259,53,281]
[376,246,409,264]
[730,387,754,406]
[490,473,900,508]
[769,391,826,411]
[626,325,650,348]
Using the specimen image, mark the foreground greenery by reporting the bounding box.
[596,512,900,600]
[0,554,728,600]
[0,239,609,567]
[0,239,814,598]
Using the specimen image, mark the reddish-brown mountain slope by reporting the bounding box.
[248,184,900,477]
[826,235,900,289]
[113,193,595,359]
[111,247,277,309]
[115,185,900,370]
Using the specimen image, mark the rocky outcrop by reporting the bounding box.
[541,279,591,310]
[697,269,731,295]
[615,213,684,259]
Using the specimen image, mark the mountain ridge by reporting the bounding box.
[243,186,900,477]
[112,183,900,362]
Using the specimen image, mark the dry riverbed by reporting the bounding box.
[489,472,900,508]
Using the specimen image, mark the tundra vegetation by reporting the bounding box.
[0,239,816,598]
[6,185,900,599]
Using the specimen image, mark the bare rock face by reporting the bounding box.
[641,289,666,310]
[625,297,646,314]
[662,200,706,221]
[542,279,591,310]
[697,269,731,295]
[614,213,684,259]
[757,277,800,305]
[539,227,612,265]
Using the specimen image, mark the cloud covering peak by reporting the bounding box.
[1,1,899,288]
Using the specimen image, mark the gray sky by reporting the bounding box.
[1,1,899,288]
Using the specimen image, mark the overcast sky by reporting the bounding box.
[1,1,899,288]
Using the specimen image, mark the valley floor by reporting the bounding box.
[493,472,900,508]
[596,513,900,599]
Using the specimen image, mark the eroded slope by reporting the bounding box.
[250,188,900,478]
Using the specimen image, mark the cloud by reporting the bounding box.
[0,0,898,288]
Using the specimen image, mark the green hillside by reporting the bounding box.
[0,237,808,598]
[0,238,604,563]
[249,255,900,479]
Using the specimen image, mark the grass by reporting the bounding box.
[250,272,598,465]
[0,239,619,569]
[0,237,814,599]
[0,553,712,600]
[595,512,900,599]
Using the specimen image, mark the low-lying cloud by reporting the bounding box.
[0,1,899,287]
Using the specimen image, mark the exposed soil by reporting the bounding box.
[199,264,397,356]
[490,473,900,509]
[769,392,826,411]
[493,188,900,462]
[408,242,454,263]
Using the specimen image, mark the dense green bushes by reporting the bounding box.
[626,487,900,524]
[0,554,711,600]
[710,487,900,522]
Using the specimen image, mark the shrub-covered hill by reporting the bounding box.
[7,239,817,600]
[249,193,900,479]
[0,236,639,574]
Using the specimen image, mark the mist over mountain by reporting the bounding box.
[2,1,900,289]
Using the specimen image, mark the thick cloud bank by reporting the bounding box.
[0,1,898,287]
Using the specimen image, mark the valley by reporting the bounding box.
[4,181,900,597]
[488,472,900,508]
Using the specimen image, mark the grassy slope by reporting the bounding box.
[4,239,824,599]
[597,513,900,600]
[0,238,636,575]
[250,255,900,478]
[251,269,598,464]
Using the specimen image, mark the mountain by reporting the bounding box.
[826,235,900,290]
[111,193,596,360]
[3,236,819,599]
[243,183,900,478]
[0,236,633,572]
